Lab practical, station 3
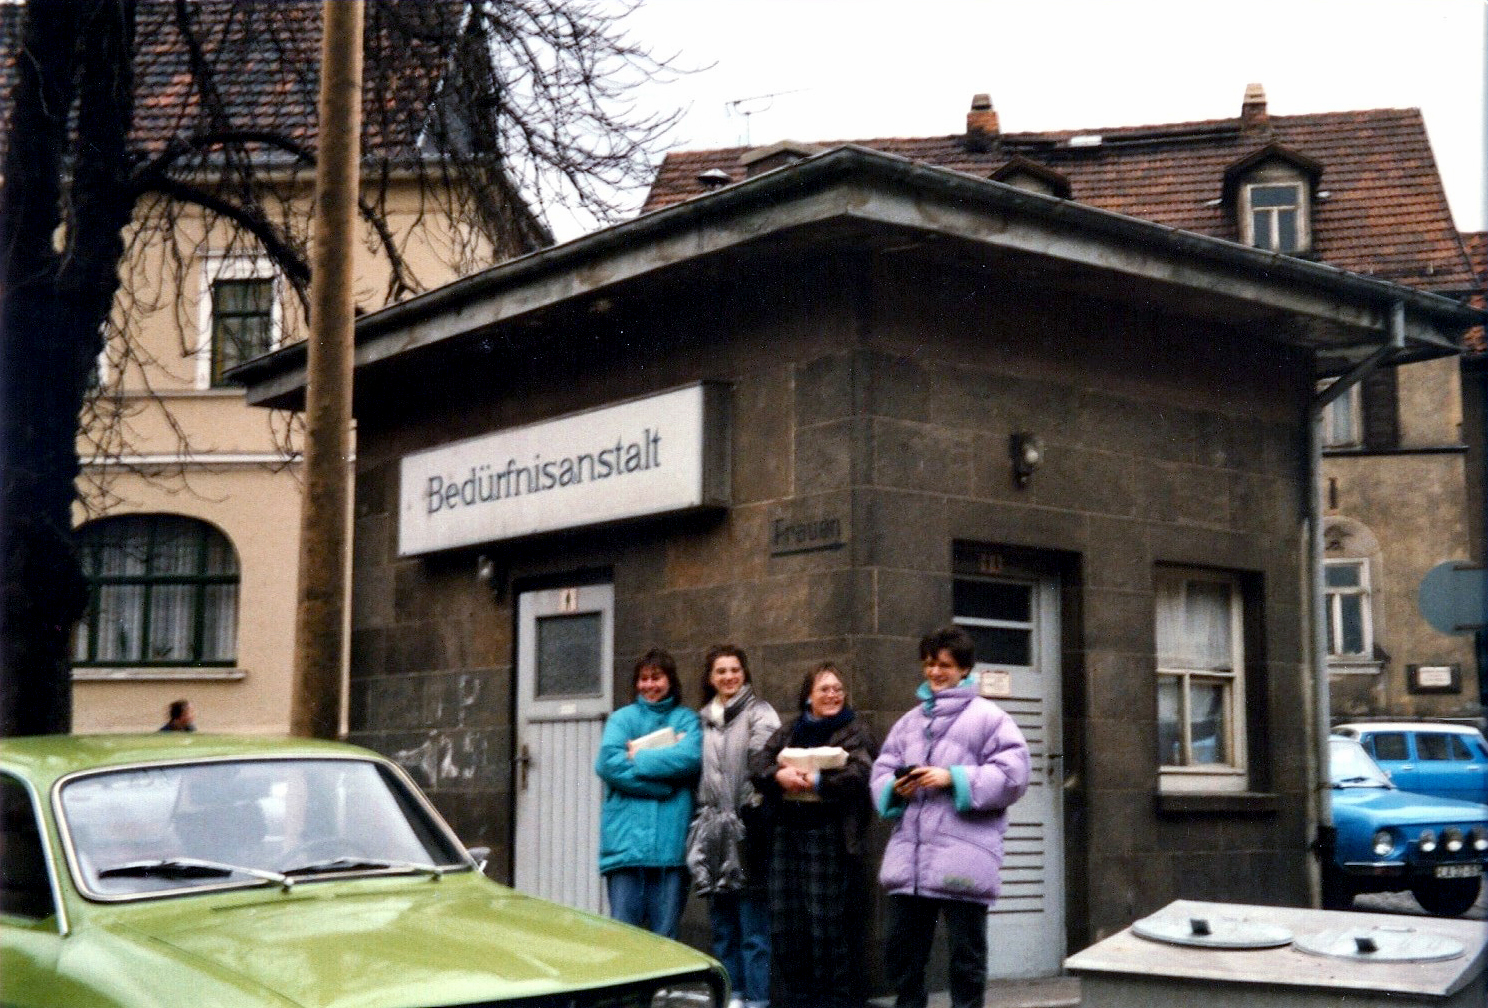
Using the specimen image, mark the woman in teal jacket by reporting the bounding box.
[595,647,702,937]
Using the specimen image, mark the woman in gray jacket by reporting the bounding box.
[687,645,780,1008]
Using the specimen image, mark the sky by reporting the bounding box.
[553,0,1486,241]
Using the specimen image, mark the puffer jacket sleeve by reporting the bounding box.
[632,706,702,784]
[947,703,1031,814]
[871,714,913,819]
[596,707,674,799]
[747,700,782,755]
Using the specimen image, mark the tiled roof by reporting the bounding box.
[644,96,1475,293]
[1,0,464,162]
[1463,231,1485,353]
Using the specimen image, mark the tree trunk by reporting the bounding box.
[0,0,137,736]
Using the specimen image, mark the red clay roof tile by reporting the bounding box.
[644,102,1475,294]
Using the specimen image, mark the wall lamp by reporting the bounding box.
[1010,432,1044,488]
[476,554,505,600]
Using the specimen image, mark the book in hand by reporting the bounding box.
[777,747,847,801]
[629,726,680,751]
[778,746,848,770]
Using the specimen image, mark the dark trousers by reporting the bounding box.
[884,894,988,1008]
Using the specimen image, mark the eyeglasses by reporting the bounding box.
[814,685,845,695]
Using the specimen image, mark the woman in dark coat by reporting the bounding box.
[750,662,878,1008]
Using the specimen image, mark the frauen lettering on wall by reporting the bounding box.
[426,429,662,514]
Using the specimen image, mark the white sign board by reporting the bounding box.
[398,383,726,556]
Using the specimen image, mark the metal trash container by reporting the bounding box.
[1064,899,1485,1008]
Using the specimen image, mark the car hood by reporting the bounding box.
[1331,786,1488,826]
[100,875,710,1008]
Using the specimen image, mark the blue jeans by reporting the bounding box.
[605,866,688,939]
[709,890,771,1003]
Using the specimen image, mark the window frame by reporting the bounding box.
[72,515,240,669]
[1317,379,1362,449]
[1323,558,1374,662]
[1241,180,1309,254]
[1155,566,1248,793]
[0,771,64,929]
[197,255,280,390]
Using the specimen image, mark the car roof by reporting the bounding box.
[1334,721,1485,736]
[0,734,381,787]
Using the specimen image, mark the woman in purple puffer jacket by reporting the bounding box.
[871,625,1031,1008]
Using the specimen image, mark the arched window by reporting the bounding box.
[73,515,239,667]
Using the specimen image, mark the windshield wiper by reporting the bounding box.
[283,856,447,880]
[1333,775,1388,788]
[98,857,294,890]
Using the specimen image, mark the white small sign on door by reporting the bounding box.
[980,668,1013,698]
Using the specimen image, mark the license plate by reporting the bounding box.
[1434,863,1482,879]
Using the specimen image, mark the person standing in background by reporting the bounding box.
[595,648,701,938]
[751,663,877,1008]
[687,645,780,1008]
[159,699,195,732]
[872,625,1031,1008]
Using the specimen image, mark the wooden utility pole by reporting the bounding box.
[291,0,362,738]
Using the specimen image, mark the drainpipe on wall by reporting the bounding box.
[1304,300,1406,905]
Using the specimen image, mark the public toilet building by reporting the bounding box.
[239,146,1476,977]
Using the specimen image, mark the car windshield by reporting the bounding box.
[1329,738,1393,789]
[59,758,467,898]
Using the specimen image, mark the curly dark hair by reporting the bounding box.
[633,647,681,701]
[700,644,751,703]
[919,625,976,671]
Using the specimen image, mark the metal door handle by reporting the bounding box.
[517,744,533,791]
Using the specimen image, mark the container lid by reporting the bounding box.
[1294,925,1466,963]
[1131,911,1293,949]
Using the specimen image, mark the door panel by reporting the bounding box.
[956,573,1064,979]
[514,584,612,913]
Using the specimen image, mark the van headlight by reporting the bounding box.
[1418,829,1437,853]
[650,979,719,1008]
[1372,829,1395,857]
[1470,827,1487,853]
[1443,828,1464,854]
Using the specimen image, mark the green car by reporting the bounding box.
[1,734,725,1008]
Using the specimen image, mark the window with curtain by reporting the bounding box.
[1317,379,1361,449]
[210,276,275,386]
[1155,567,1246,791]
[200,255,279,389]
[73,515,239,667]
[1324,559,1372,659]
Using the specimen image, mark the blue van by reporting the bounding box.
[1335,722,1488,805]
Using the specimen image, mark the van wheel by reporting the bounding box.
[1410,877,1481,917]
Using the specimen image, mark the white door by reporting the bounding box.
[955,573,1065,978]
[514,583,613,913]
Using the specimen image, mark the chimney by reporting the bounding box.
[1240,83,1268,134]
[966,93,1000,152]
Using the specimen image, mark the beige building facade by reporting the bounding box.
[71,179,521,734]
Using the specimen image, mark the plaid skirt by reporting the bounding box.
[768,821,866,1007]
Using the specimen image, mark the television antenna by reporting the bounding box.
[725,89,807,146]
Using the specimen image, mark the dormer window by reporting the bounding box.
[1223,143,1322,257]
[1245,182,1304,253]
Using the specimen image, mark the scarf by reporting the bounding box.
[789,706,855,747]
[703,684,755,730]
